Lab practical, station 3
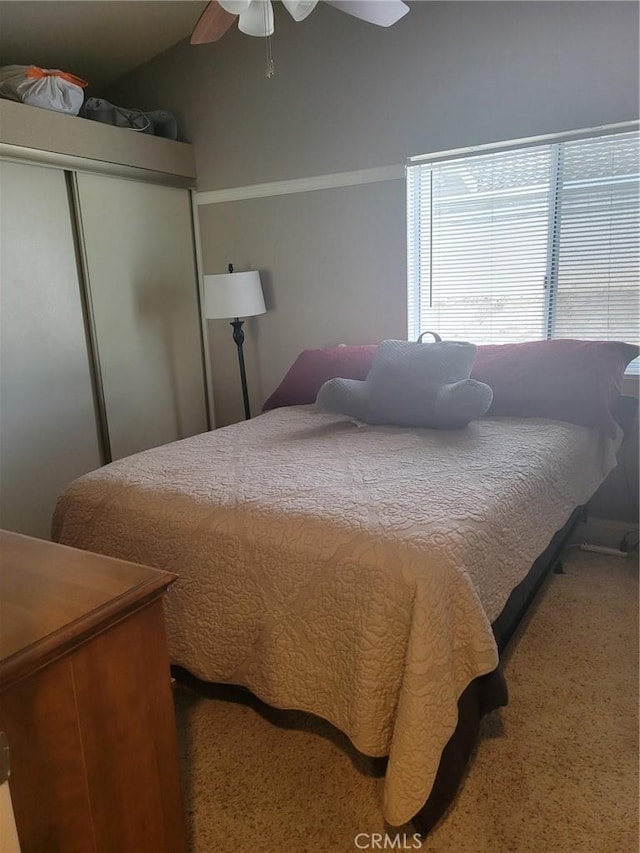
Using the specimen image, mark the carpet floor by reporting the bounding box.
[173,549,638,853]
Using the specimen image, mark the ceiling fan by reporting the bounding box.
[190,0,410,44]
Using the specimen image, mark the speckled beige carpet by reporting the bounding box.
[174,549,638,853]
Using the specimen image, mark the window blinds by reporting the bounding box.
[407,129,639,363]
[552,133,639,342]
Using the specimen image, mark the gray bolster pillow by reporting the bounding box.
[316,339,493,429]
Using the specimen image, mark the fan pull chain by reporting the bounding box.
[265,36,274,78]
[264,0,274,77]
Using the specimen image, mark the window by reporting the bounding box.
[407,127,639,369]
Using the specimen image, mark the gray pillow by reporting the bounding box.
[316,339,493,429]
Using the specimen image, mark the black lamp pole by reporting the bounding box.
[227,263,251,420]
[231,316,251,420]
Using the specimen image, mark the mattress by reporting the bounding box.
[52,406,620,824]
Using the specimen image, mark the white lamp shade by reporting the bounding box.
[203,270,266,320]
[238,0,274,36]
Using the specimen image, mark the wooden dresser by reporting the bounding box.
[0,530,187,853]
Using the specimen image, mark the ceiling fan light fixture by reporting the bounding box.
[190,0,411,46]
[238,0,275,37]
[217,0,251,14]
[282,0,319,22]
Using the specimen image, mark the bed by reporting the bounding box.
[52,394,625,829]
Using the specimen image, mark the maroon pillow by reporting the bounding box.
[471,339,639,438]
[263,345,378,412]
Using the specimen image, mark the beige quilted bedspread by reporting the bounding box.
[52,406,619,824]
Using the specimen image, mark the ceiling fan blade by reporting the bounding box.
[190,1,237,44]
[325,0,409,27]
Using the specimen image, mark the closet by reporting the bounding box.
[0,101,210,539]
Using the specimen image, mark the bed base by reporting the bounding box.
[412,504,585,835]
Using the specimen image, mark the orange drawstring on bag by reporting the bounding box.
[26,66,88,88]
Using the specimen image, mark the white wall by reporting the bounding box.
[108,1,639,427]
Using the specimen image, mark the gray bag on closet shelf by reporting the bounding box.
[80,97,178,140]
[146,109,178,140]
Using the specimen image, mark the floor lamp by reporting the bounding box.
[203,265,266,420]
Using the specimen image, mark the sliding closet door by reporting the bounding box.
[75,174,208,461]
[0,161,103,539]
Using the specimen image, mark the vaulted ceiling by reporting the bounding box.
[0,1,207,92]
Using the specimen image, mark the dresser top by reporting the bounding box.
[0,530,176,688]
